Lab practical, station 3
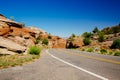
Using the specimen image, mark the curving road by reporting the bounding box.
[0,49,120,80]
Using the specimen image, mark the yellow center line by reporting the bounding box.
[57,49,120,65]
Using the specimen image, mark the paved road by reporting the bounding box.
[0,49,120,80]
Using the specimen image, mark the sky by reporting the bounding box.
[0,0,120,37]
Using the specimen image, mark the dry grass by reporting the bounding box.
[0,54,40,69]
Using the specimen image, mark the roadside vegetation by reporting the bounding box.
[110,39,120,49]
[87,48,93,52]
[83,38,91,45]
[42,38,49,45]
[98,32,105,42]
[0,54,40,68]
[29,46,41,55]
[0,46,41,68]
[80,47,120,56]
[100,49,107,54]
[79,24,120,56]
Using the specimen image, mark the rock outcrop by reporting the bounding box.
[0,14,67,55]
[0,14,7,19]
[49,36,66,48]
[0,22,10,36]
[66,36,83,48]
[0,37,26,53]
[0,48,17,55]
[0,15,23,28]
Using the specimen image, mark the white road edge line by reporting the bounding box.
[46,50,109,80]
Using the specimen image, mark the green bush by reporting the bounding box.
[82,48,85,51]
[108,51,113,55]
[111,39,120,49]
[92,27,99,33]
[98,32,105,42]
[83,38,91,45]
[70,37,74,41]
[29,46,41,55]
[36,37,40,44]
[42,38,49,45]
[71,33,76,38]
[100,49,107,54]
[87,48,93,52]
[82,32,93,38]
[114,51,120,56]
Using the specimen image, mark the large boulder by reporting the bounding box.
[66,36,83,48]
[52,39,66,48]
[48,36,66,48]
[0,37,26,53]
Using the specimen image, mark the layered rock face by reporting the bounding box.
[0,14,68,55]
[0,37,26,53]
[0,14,37,54]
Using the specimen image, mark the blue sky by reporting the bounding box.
[0,0,120,37]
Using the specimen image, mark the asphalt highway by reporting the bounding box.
[0,49,120,80]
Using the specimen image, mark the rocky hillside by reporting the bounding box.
[0,14,66,55]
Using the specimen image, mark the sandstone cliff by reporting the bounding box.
[0,14,67,55]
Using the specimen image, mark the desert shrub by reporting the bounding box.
[108,51,113,55]
[82,32,93,38]
[100,49,107,54]
[82,48,85,51]
[70,37,74,41]
[110,39,120,49]
[42,38,49,45]
[69,33,76,42]
[29,46,41,55]
[98,32,105,42]
[36,37,40,44]
[114,51,120,56]
[71,33,76,38]
[87,48,93,52]
[83,38,91,45]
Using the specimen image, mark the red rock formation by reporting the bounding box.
[0,14,67,53]
[48,36,66,48]
[66,36,83,48]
